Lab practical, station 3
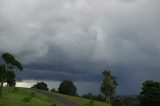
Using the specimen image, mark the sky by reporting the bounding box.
[0,0,160,95]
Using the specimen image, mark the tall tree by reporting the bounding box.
[58,80,77,96]
[6,70,16,86]
[0,53,23,97]
[139,80,160,106]
[100,70,118,104]
[0,65,6,97]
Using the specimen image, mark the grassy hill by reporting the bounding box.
[53,92,111,106]
[0,87,65,106]
[0,87,110,106]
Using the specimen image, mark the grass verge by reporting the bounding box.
[0,87,66,106]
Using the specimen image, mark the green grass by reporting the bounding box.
[53,92,111,106]
[0,87,111,106]
[0,87,66,106]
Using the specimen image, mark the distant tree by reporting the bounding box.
[94,94,106,102]
[123,96,139,106]
[82,93,106,102]
[139,80,160,106]
[58,80,77,96]
[100,70,118,104]
[82,93,93,99]
[50,88,56,92]
[6,70,16,86]
[0,53,23,97]
[31,82,49,91]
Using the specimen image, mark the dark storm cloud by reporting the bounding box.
[0,0,160,95]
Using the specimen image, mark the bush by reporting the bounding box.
[12,88,18,92]
[22,97,32,102]
[30,92,35,97]
[82,93,105,102]
[123,96,139,106]
[111,97,125,106]
[51,104,56,106]
[22,92,36,102]
[50,88,56,92]
[88,100,95,106]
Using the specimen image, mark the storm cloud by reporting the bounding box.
[0,0,160,95]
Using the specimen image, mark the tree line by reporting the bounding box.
[31,70,160,106]
[31,80,78,96]
[0,52,160,106]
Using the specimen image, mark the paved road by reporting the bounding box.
[31,89,81,106]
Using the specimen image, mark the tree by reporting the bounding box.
[100,70,118,104]
[6,70,16,86]
[0,68,16,87]
[58,80,77,96]
[139,80,160,106]
[31,82,49,91]
[50,88,56,92]
[0,53,23,97]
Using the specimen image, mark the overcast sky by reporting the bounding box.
[0,0,160,95]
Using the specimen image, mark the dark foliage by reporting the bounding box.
[82,93,105,102]
[50,88,56,92]
[22,97,32,102]
[6,71,16,86]
[1,53,23,71]
[31,82,49,91]
[0,53,23,97]
[101,70,118,103]
[111,97,125,106]
[123,96,139,106]
[139,80,160,106]
[86,99,95,106]
[30,92,35,97]
[58,80,77,96]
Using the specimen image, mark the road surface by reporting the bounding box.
[31,89,81,106]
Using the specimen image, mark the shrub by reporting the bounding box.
[123,96,139,106]
[22,97,32,102]
[22,92,36,102]
[89,100,95,106]
[111,97,125,106]
[52,104,56,106]
[30,92,35,97]
[86,99,95,106]
[12,88,18,92]
[50,88,56,92]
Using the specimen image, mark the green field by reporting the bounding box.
[0,87,65,106]
[53,92,111,106]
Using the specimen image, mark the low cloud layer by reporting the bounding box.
[0,0,160,95]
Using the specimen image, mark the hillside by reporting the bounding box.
[53,92,111,106]
[0,87,65,106]
[0,87,110,106]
